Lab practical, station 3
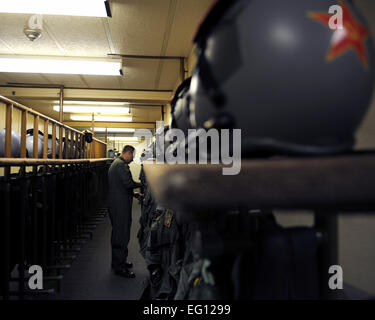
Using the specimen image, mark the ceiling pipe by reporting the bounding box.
[59,85,64,123]
[108,54,184,60]
[3,83,172,92]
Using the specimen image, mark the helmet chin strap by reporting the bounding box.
[171,77,192,130]
[195,45,234,131]
[196,45,226,109]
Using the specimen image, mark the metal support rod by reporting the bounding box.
[91,113,95,137]
[50,170,57,267]
[81,134,85,159]
[31,165,38,265]
[3,171,11,300]
[75,132,79,159]
[70,130,74,159]
[180,57,186,82]
[314,211,339,300]
[52,123,57,159]
[41,176,48,268]
[33,115,39,159]
[43,120,49,159]
[18,167,27,298]
[20,110,27,158]
[58,126,63,159]
[59,86,64,123]
[64,128,68,159]
[77,134,81,159]
[5,103,13,158]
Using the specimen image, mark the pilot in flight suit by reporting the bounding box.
[108,145,142,278]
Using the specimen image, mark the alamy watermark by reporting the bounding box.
[328,265,343,290]
[134,122,242,176]
[28,265,43,290]
[27,14,43,30]
[329,5,343,30]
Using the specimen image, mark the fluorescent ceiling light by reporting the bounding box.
[53,106,130,114]
[70,115,132,122]
[94,128,136,133]
[0,56,122,76]
[108,137,139,142]
[0,0,109,17]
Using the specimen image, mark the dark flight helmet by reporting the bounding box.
[189,0,375,156]
[0,129,21,157]
[25,129,43,158]
[47,134,60,159]
[171,77,192,136]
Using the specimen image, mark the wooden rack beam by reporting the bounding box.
[0,158,113,166]
[143,153,375,214]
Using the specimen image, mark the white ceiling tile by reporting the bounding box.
[43,15,109,57]
[0,72,49,85]
[0,39,16,54]
[166,0,213,56]
[108,0,170,56]
[0,72,11,84]
[41,74,87,87]
[131,106,162,122]
[80,74,122,89]
[119,58,159,90]
[156,59,180,90]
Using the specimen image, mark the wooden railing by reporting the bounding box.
[0,95,107,159]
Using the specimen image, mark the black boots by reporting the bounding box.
[112,261,135,278]
[114,268,136,278]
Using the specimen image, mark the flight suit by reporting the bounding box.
[108,157,141,271]
[141,206,185,300]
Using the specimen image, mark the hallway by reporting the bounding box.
[53,200,148,300]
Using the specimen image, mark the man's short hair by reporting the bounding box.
[122,145,135,154]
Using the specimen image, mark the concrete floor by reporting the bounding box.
[53,200,148,300]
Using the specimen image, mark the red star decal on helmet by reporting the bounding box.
[308,1,370,69]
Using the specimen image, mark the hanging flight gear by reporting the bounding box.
[140,206,184,300]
